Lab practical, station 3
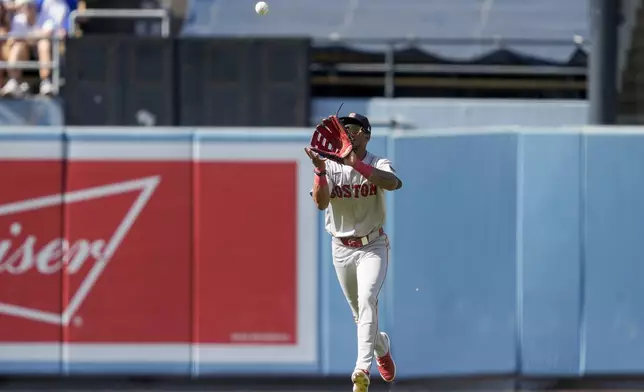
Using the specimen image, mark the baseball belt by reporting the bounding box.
[339,227,385,248]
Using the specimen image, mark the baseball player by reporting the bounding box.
[305,113,403,392]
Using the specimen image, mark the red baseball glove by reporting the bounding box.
[309,115,355,163]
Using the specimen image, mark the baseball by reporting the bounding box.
[255,1,268,15]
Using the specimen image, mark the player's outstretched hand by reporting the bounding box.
[305,147,326,170]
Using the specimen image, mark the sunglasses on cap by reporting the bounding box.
[344,123,364,135]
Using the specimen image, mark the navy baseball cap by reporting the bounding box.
[339,112,372,134]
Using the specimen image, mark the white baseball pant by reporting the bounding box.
[332,234,390,372]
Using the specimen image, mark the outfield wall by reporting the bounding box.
[0,126,642,378]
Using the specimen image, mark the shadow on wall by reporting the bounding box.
[312,98,589,129]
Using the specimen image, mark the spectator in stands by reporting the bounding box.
[2,0,68,97]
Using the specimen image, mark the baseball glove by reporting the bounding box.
[308,115,355,163]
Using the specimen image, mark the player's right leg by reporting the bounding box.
[332,241,371,391]
[351,368,370,392]
[332,241,359,315]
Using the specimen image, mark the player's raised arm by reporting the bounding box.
[305,147,330,210]
[363,166,402,191]
[344,152,402,191]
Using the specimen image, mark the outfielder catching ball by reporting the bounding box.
[306,112,403,392]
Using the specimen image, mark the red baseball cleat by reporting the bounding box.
[376,332,396,382]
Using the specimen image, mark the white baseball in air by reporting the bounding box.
[255,1,268,15]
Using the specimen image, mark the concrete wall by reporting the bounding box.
[312,98,589,129]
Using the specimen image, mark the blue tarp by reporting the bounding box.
[180,0,590,65]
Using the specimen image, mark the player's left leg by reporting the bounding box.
[333,250,389,357]
[354,235,395,382]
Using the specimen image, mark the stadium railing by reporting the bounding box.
[0,8,172,95]
[0,8,169,96]
[312,37,589,97]
[68,8,171,38]
[0,35,62,94]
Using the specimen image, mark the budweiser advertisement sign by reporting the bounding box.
[0,135,317,367]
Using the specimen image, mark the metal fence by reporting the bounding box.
[312,37,590,97]
[0,8,171,96]
[68,8,170,38]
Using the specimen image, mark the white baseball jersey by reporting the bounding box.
[312,151,395,238]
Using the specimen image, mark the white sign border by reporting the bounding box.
[0,135,318,366]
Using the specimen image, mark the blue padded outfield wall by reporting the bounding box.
[0,126,643,378]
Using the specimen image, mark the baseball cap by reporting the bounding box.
[339,112,372,134]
